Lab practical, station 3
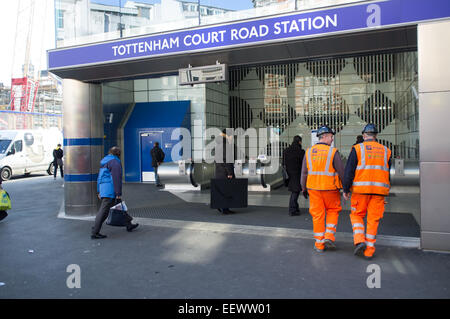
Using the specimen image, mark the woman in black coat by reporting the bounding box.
[282,135,305,216]
[213,130,236,214]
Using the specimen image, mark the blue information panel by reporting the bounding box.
[48,0,450,70]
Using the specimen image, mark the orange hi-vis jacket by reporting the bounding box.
[352,141,391,195]
[306,144,342,191]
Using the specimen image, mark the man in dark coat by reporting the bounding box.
[150,142,165,187]
[282,135,305,216]
[214,129,236,215]
[52,144,64,179]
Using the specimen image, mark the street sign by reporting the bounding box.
[179,63,226,85]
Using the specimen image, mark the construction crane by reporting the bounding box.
[9,0,48,128]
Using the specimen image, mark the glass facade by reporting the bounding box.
[132,76,228,162]
[229,51,419,161]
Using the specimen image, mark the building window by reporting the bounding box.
[56,9,64,29]
[104,14,110,33]
[140,7,150,19]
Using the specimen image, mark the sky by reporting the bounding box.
[0,0,254,86]
[0,0,55,86]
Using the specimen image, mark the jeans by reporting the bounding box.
[289,192,300,213]
[54,162,64,178]
[154,166,161,185]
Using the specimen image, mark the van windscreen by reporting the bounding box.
[0,140,12,154]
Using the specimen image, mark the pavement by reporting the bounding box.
[0,175,449,299]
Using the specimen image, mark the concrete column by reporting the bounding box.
[63,79,104,216]
[418,20,450,251]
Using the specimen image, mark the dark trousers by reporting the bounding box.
[0,210,7,221]
[54,162,64,178]
[153,166,161,185]
[289,192,300,213]
[92,198,132,235]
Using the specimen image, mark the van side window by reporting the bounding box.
[14,140,23,153]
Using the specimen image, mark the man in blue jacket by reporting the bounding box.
[91,146,138,239]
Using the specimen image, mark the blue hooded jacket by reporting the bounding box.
[97,154,122,199]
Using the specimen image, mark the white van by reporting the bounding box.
[0,129,63,181]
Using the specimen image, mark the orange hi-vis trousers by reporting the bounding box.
[350,193,386,257]
[308,190,342,250]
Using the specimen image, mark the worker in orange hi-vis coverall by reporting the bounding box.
[301,125,345,253]
[343,123,392,260]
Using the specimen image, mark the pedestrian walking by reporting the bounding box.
[214,129,236,215]
[0,179,8,221]
[282,135,305,216]
[91,146,138,239]
[301,125,345,252]
[53,144,64,179]
[150,142,165,187]
[343,123,391,259]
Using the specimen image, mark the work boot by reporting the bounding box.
[354,242,366,257]
[324,239,336,250]
[314,246,324,253]
[364,246,375,259]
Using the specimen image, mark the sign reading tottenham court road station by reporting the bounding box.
[48,0,450,70]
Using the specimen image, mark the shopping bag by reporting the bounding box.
[106,201,132,227]
[0,190,11,211]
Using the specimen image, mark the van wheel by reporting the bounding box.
[47,164,55,176]
[1,167,12,181]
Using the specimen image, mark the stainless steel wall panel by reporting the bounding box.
[418,20,450,251]
[420,162,450,235]
[90,84,103,138]
[419,92,450,162]
[63,79,103,216]
[65,145,92,175]
[63,79,91,139]
[90,145,104,175]
[64,182,98,216]
[418,20,450,93]
[421,232,450,252]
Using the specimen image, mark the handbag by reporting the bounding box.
[106,200,132,227]
[210,178,248,209]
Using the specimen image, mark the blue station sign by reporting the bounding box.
[48,0,450,70]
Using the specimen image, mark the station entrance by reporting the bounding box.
[97,49,420,246]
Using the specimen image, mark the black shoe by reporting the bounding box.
[91,233,107,239]
[354,242,366,256]
[222,210,236,215]
[324,239,336,250]
[126,223,139,232]
[156,184,163,187]
[289,211,300,216]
